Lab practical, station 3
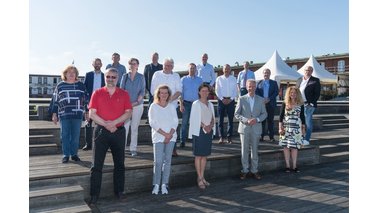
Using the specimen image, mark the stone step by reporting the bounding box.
[30,134,56,145]
[319,142,349,155]
[322,123,349,129]
[320,151,349,163]
[30,143,60,156]
[30,128,58,136]
[29,185,84,209]
[30,202,91,213]
[322,118,349,125]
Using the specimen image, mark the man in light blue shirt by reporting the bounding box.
[106,53,126,87]
[179,63,203,148]
[197,53,216,87]
[237,61,255,96]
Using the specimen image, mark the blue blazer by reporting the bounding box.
[255,79,279,107]
[84,71,105,100]
[296,76,321,107]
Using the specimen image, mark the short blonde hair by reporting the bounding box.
[61,65,79,81]
[153,85,172,104]
[284,86,304,106]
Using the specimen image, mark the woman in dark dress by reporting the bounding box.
[188,84,216,189]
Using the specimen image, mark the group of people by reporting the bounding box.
[50,51,320,206]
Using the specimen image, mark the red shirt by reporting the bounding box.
[89,87,132,127]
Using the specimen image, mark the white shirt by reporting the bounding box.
[150,71,182,108]
[197,63,216,86]
[215,75,238,100]
[148,103,179,143]
[188,100,216,138]
[93,71,102,92]
[299,77,310,102]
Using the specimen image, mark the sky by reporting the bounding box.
[29,0,349,75]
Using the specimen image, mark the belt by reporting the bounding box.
[223,97,231,99]
[98,125,124,131]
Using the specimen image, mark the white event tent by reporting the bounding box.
[297,55,337,83]
[255,50,302,85]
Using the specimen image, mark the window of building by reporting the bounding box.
[29,76,32,83]
[43,77,47,84]
[320,62,325,68]
[292,65,297,71]
[43,87,48,94]
[337,60,345,72]
[38,77,42,84]
[53,78,57,84]
[29,87,32,95]
[38,88,42,94]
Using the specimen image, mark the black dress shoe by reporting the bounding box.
[172,150,178,157]
[180,143,185,148]
[62,157,69,163]
[71,155,81,162]
[88,195,98,206]
[82,145,92,151]
[116,192,127,202]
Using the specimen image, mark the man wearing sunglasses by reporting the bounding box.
[87,68,133,206]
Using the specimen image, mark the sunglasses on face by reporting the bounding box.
[106,76,117,79]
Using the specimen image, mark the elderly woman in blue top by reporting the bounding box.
[52,65,88,163]
[120,58,145,156]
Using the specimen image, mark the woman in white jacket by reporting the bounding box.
[188,84,216,189]
[148,85,179,195]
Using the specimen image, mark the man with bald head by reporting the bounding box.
[256,68,278,142]
[296,65,320,143]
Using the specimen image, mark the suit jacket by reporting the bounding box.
[296,76,321,107]
[255,79,279,107]
[235,94,267,135]
[84,71,105,100]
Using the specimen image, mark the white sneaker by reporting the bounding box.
[152,184,159,195]
[131,151,138,156]
[161,184,168,194]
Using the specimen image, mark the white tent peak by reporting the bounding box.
[297,55,337,83]
[255,50,302,84]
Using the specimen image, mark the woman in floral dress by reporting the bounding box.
[278,86,306,173]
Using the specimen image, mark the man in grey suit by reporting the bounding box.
[235,79,267,180]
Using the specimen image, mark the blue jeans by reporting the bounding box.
[60,118,82,157]
[153,141,176,185]
[180,101,193,145]
[304,105,316,141]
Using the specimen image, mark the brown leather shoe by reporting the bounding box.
[172,149,178,157]
[218,138,225,144]
[240,172,247,180]
[251,173,262,180]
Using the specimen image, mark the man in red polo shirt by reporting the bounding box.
[88,68,132,206]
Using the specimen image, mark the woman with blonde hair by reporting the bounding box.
[148,85,178,195]
[51,65,88,163]
[278,86,306,173]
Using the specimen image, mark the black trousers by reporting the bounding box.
[90,125,126,196]
[217,99,235,139]
[261,104,275,139]
[84,120,93,148]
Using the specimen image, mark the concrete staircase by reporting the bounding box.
[29,184,91,213]
[29,128,60,156]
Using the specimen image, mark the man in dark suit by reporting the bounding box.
[144,52,163,107]
[82,58,105,151]
[256,68,279,142]
[296,65,321,143]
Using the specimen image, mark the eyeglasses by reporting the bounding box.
[106,76,117,79]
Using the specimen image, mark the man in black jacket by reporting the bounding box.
[82,58,105,150]
[296,66,320,143]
